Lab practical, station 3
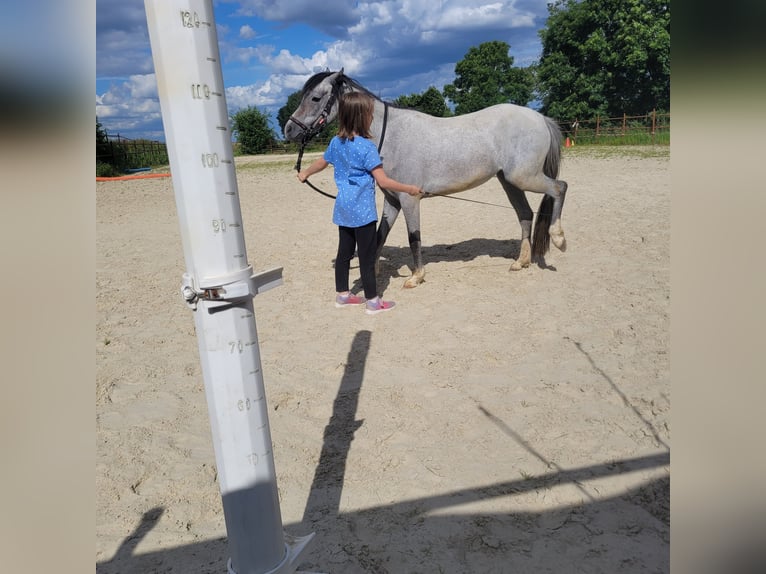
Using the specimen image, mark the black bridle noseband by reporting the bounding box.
[292,77,389,200]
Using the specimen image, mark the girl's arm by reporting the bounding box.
[297,157,328,182]
[370,166,422,196]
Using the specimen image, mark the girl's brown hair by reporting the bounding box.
[337,92,374,141]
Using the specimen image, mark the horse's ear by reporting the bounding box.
[329,69,344,85]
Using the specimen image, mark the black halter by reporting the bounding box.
[293,78,389,200]
[291,84,340,170]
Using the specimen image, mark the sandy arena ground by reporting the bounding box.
[96,146,670,573]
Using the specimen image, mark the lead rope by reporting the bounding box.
[296,101,390,201]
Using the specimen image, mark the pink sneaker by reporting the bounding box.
[365,298,396,315]
[335,293,366,308]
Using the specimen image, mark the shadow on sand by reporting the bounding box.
[98,330,670,574]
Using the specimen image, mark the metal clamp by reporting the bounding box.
[181,266,283,310]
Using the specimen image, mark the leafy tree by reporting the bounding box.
[277,91,303,135]
[96,118,111,158]
[231,106,276,154]
[537,0,670,121]
[96,118,124,176]
[443,41,534,115]
[394,86,451,117]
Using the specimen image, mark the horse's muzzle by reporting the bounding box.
[283,120,303,142]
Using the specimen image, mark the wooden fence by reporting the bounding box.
[97,110,669,173]
[96,134,169,173]
[557,110,669,145]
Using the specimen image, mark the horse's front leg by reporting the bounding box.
[401,194,425,288]
[375,190,401,276]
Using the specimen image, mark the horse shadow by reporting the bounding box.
[97,330,676,574]
[364,238,553,292]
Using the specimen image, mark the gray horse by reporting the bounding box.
[284,70,568,288]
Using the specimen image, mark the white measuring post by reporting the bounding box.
[144,2,315,573]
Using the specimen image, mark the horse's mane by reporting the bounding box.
[301,70,404,108]
[300,71,335,97]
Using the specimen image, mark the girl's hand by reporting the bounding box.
[296,172,307,183]
[409,185,423,197]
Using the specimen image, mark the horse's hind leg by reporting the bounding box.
[497,173,533,270]
[545,179,567,251]
[526,174,568,256]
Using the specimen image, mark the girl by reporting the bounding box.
[297,91,422,315]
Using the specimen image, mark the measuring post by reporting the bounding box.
[144,2,315,573]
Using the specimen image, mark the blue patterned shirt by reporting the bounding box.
[323,135,382,227]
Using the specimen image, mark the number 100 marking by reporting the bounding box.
[191,83,210,100]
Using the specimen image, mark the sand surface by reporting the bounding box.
[96,147,670,573]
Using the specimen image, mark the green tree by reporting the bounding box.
[231,106,276,154]
[537,0,670,121]
[96,118,110,157]
[443,41,534,115]
[96,118,119,176]
[277,91,303,135]
[394,86,451,117]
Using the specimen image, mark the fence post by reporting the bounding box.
[596,115,600,143]
[651,109,656,143]
[622,113,626,137]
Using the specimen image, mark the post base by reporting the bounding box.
[227,532,323,574]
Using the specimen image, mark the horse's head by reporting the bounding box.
[284,69,346,143]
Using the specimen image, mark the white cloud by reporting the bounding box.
[240,24,256,39]
[127,74,158,99]
[232,0,358,27]
[97,0,550,139]
[96,74,162,136]
[265,49,314,74]
[348,2,394,34]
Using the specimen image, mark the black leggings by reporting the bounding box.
[336,221,378,299]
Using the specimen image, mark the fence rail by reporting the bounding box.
[557,110,669,145]
[96,133,169,176]
[97,111,669,174]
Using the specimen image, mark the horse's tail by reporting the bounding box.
[532,117,563,260]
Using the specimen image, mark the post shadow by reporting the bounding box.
[567,337,669,450]
[98,329,671,572]
[478,404,596,502]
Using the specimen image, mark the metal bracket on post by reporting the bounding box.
[181,266,283,310]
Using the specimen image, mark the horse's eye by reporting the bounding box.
[311,96,321,102]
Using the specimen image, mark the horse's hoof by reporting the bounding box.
[553,235,567,251]
[509,260,528,271]
[403,274,424,288]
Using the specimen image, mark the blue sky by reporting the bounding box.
[97,0,553,141]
